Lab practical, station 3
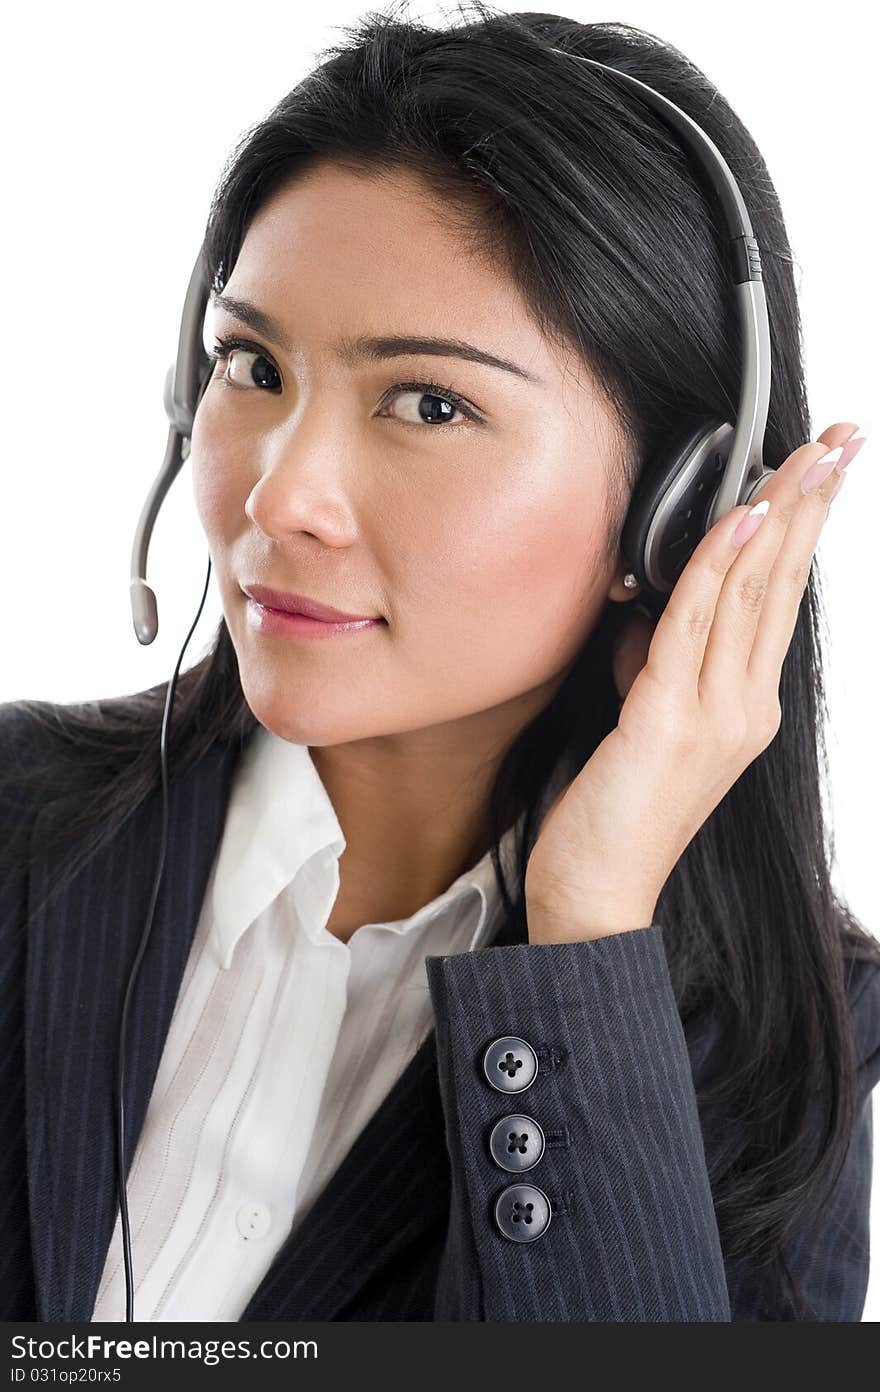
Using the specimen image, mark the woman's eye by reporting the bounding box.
[210,340,281,392]
[380,384,475,428]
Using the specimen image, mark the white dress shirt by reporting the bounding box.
[91,722,521,1322]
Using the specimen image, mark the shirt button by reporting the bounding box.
[482,1035,539,1093]
[488,1114,546,1172]
[236,1202,271,1239]
[493,1182,552,1242]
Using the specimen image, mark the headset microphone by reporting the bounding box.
[120,53,776,1321]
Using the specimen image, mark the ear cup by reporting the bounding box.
[163,349,215,458]
[163,360,181,431]
[620,418,735,614]
[738,468,775,508]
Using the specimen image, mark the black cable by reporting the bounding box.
[113,552,213,1322]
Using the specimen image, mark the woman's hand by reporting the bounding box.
[523,422,862,944]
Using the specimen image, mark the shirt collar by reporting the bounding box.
[209,723,522,971]
[210,723,346,970]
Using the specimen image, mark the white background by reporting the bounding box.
[2,0,878,1320]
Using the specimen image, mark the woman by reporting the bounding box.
[2,2,878,1323]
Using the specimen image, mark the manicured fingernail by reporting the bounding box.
[733,497,770,547]
[834,430,867,471]
[801,445,844,494]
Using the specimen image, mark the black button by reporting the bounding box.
[494,1182,552,1242]
[482,1036,538,1093]
[488,1114,546,1173]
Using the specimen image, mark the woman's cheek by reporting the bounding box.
[441,469,603,642]
[391,473,605,700]
[190,419,245,544]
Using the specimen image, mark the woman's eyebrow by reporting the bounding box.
[209,292,545,386]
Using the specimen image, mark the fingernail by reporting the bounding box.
[733,497,770,547]
[834,430,867,472]
[801,445,844,494]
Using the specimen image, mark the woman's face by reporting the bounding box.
[191,161,629,747]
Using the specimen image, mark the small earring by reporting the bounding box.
[623,572,639,590]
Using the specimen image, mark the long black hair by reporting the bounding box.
[5,0,878,1319]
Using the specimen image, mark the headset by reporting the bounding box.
[119,52,774,1321]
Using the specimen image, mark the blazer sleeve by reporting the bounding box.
[424,923,880,1322]
[424,923,731,1321]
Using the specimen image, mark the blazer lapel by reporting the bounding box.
[25,737,242,1322]
[24,729,527,1323]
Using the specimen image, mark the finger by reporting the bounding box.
[746,434,858,693]
[699,424,858,704]
[644,432,854,704]
[748,421,859,504]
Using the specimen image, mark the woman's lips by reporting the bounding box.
[244,598,384,639]
[241,583,380,623]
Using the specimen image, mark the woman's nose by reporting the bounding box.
[243,431,358,543]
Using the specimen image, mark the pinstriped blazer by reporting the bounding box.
[2,701,879,1322]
